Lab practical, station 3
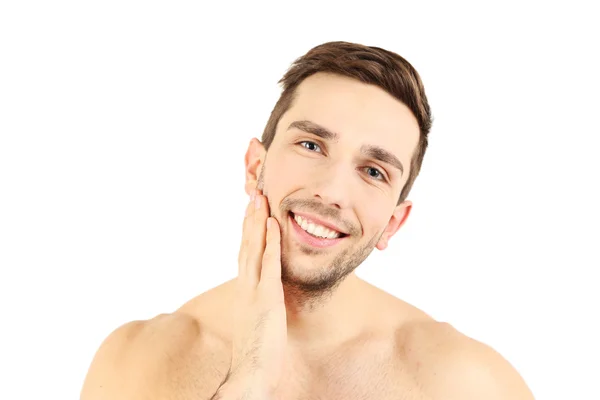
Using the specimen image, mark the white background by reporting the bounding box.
[1,1,598,399]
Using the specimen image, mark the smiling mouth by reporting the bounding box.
[288,211,348,239]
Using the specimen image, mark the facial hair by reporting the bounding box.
[257,162,385,310]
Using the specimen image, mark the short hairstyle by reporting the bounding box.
[260,41,433,205]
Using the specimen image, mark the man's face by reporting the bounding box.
[248,72,419,293]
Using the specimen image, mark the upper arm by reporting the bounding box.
[80,313,202,400]
[418,326,535,400]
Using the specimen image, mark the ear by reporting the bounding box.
[244,138,267,196]
[376,200,412,251]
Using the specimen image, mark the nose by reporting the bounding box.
[310,162,352,209]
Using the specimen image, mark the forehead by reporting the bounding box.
[279,73,420,174]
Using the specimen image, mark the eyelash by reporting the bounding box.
[298,141,387,182]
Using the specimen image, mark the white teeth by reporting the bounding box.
[314,225,326,238]
[300,219,309,231]
[293,214,341,239]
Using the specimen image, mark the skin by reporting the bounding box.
[81,72,535,399]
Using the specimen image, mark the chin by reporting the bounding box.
[280,254,353,294]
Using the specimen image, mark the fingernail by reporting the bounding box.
[267,218,272,228]
[250,189,256,201]
[255,194,261,209]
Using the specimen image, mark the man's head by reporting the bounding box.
[244,41,432,296]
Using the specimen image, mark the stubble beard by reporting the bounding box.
[279,230,381,310]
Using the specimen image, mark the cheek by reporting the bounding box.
[358,200,390,235]
[267,152,307,186]
[267,167,293,189]
[263,155,304,208]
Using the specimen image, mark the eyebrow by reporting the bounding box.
[287,120,404,176]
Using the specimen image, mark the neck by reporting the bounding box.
[283,273,368,349]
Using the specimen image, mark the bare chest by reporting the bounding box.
[182,320,435,400]
[184,335,428,400]
[272,347,429,400]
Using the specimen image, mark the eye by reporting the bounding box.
[364,166,386,182]
[298,141,387,182]
[299,141,322,153]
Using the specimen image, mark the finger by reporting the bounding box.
[260,217,282,283]
[238,194,256,279]
[246,192,268,287]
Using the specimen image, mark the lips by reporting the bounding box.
[288,212,347,248]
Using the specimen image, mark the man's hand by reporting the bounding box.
[217,189,286,398]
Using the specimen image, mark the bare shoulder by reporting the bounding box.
[364,280,534,399]
[399,320,535,400]
[81,311,230,400]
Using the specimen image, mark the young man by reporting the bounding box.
[81,41,535,399]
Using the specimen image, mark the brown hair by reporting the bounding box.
[260,41,433,205]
